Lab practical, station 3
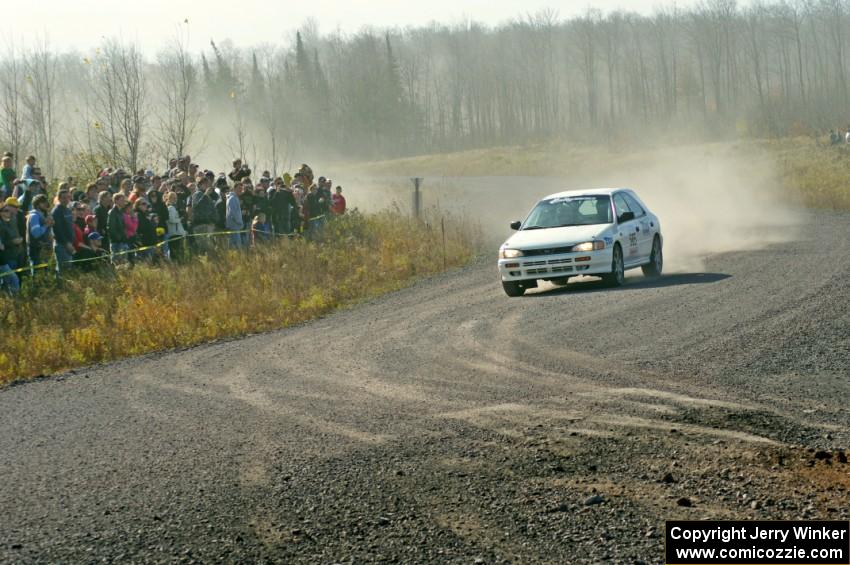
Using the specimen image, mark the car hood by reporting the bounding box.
[503,224,613,250]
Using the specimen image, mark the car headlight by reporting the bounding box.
[571,241,606,252]
[500,248,524,259]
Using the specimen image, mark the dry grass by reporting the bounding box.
[0,210,478,384]
[353,137,850,211]
[355,141,588,178]
[758,136,850,211]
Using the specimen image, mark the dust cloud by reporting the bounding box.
[565,143,804,272]
[335,142,802,274]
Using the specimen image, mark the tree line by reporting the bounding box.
[1,0,847,177]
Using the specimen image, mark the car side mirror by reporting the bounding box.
[509,220,522,231]
[618,211,635,223]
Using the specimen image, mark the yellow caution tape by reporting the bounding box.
[0,262,51,277]
[0,225,319,279]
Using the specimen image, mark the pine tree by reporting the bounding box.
[249,52,266,114]
[295,32,312,91]
[210,40,238,106]
[201,53,214,99]
[312,48,331,135]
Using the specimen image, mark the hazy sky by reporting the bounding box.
[24,0,701,55]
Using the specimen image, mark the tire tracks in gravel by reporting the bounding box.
[1,210,849,563]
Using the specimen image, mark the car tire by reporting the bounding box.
[642,236,663,278]
[502,280,526,297]
[602,244,625,287]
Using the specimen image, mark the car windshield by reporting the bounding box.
[522,195,613,230]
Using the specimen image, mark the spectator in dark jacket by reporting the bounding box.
[269,178,297,234]
[134,199,158,261]
[107,193,129,263]
[1,197,24,267]
[305,184,327,232]
[239,183,255,229]
[190,178,217,253]
[228,159,251,182]
[215,184,228,230]
[253,185,271,219]
[73,231,109,272]
[147,189,168,230]
[52,188,75,272]
[173,177,190,224]
[93,191,112,248]
[4,198,26,267]
[0,202,21,293]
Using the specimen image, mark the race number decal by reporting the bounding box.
[628,232,639,256]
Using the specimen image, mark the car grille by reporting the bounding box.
[524,265,574,276]
[523,246,573,257]
[522,257,573,268]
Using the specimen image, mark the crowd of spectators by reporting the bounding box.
[829,128,850,145]
[0,152,348,294]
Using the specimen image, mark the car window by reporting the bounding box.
[623,193,646,218]
[523,195,612,229]
[613,193,632,219]
[577,199,598,217]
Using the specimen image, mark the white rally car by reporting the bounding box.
[498,188,663,297]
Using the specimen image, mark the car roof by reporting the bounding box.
[540,188,632,200]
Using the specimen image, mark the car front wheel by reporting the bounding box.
[602,244,625,287]
[502,280,526,297]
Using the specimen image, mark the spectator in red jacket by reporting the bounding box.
[331,186,346,215]
[71,202,87,252]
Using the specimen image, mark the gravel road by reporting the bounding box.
[1,209,849,564]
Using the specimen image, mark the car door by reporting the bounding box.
[623,192,653,261]
[613,193,641,265]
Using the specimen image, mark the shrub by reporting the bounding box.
[0,210,477,384]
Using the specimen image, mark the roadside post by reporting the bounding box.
[411,177,423,219]
[441,216,447,269]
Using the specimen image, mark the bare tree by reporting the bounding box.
[4,1,850,168]
[745,3,770,122]
[0,43,28,169]
[22,39,60,176]
[90,40,147,171]
[574,10,601,126]
[783,0,808,104]
[156,23,202,163]
[824,0,848,108]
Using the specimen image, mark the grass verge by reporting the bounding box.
[0,210,478,384]
[758,137,850,211]
[355,137,850,212]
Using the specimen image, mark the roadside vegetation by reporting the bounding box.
[0,211,477,384]
[762,137,850,211]
[358,137,850,212]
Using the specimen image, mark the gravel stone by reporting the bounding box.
[2,210,850,563]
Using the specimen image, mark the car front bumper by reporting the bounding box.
[498,248,614,282]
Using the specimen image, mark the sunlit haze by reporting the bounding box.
[24,0,702,53]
